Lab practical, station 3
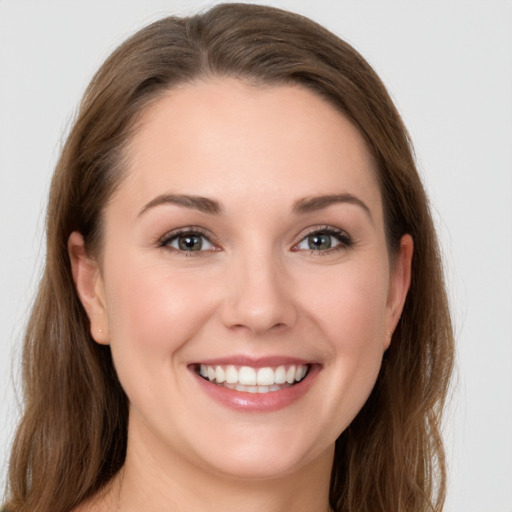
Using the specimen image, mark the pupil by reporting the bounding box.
[308,233,331,250]
[179,234,202,251]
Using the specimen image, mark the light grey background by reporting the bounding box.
[1,1,511,510]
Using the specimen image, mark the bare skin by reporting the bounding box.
[70,79,412,512]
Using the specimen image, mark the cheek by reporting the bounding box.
[102,259,223,418]
[307,263,390,422]
[300,261,390,351]
[103,259,217,360]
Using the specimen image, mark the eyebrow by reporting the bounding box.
[292,193,373,221]
[138,193,223,217]
[138,192,372,221]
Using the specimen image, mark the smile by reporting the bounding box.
[190,358,319,412]
[197,364,309,393]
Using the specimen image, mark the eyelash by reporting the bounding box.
[157,225,353,256]
[158,226,218,256]
[293,225,354,256]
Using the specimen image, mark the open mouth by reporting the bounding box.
[193,363,311,394]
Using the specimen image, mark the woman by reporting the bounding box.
[3,3,454,512]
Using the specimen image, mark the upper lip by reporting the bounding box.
[188,355,315,368]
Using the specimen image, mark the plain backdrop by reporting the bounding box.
[1,1,511,510]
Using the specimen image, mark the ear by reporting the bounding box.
[385,234,413,348]
[68,231,110,344]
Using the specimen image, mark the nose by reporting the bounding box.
[220,250,298,335]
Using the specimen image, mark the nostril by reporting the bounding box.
[269,322,288,332]
[229,321,288,334]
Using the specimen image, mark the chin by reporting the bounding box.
[185,422,333,482]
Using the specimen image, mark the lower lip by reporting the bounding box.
[191,365,320,412]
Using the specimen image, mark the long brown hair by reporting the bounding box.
[4,4,454,512]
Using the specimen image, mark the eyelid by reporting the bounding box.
[155,224,353,253]
[291,225,353,252]
[157,226,219,250]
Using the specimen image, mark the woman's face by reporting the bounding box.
[72,78,411,481]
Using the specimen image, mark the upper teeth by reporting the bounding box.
[199,364,308,386]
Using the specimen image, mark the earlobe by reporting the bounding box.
[68,231,109,344]
[385,234,413,347]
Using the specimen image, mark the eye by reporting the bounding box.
[162,230,215,252]
[294,228,352,252]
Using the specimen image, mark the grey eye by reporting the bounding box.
[307,233,333,250]
[168,233,213,251]
[297,232,341,251]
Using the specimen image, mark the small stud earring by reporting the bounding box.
[98,329,103,334]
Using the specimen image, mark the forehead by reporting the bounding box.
[121,78,382,217]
